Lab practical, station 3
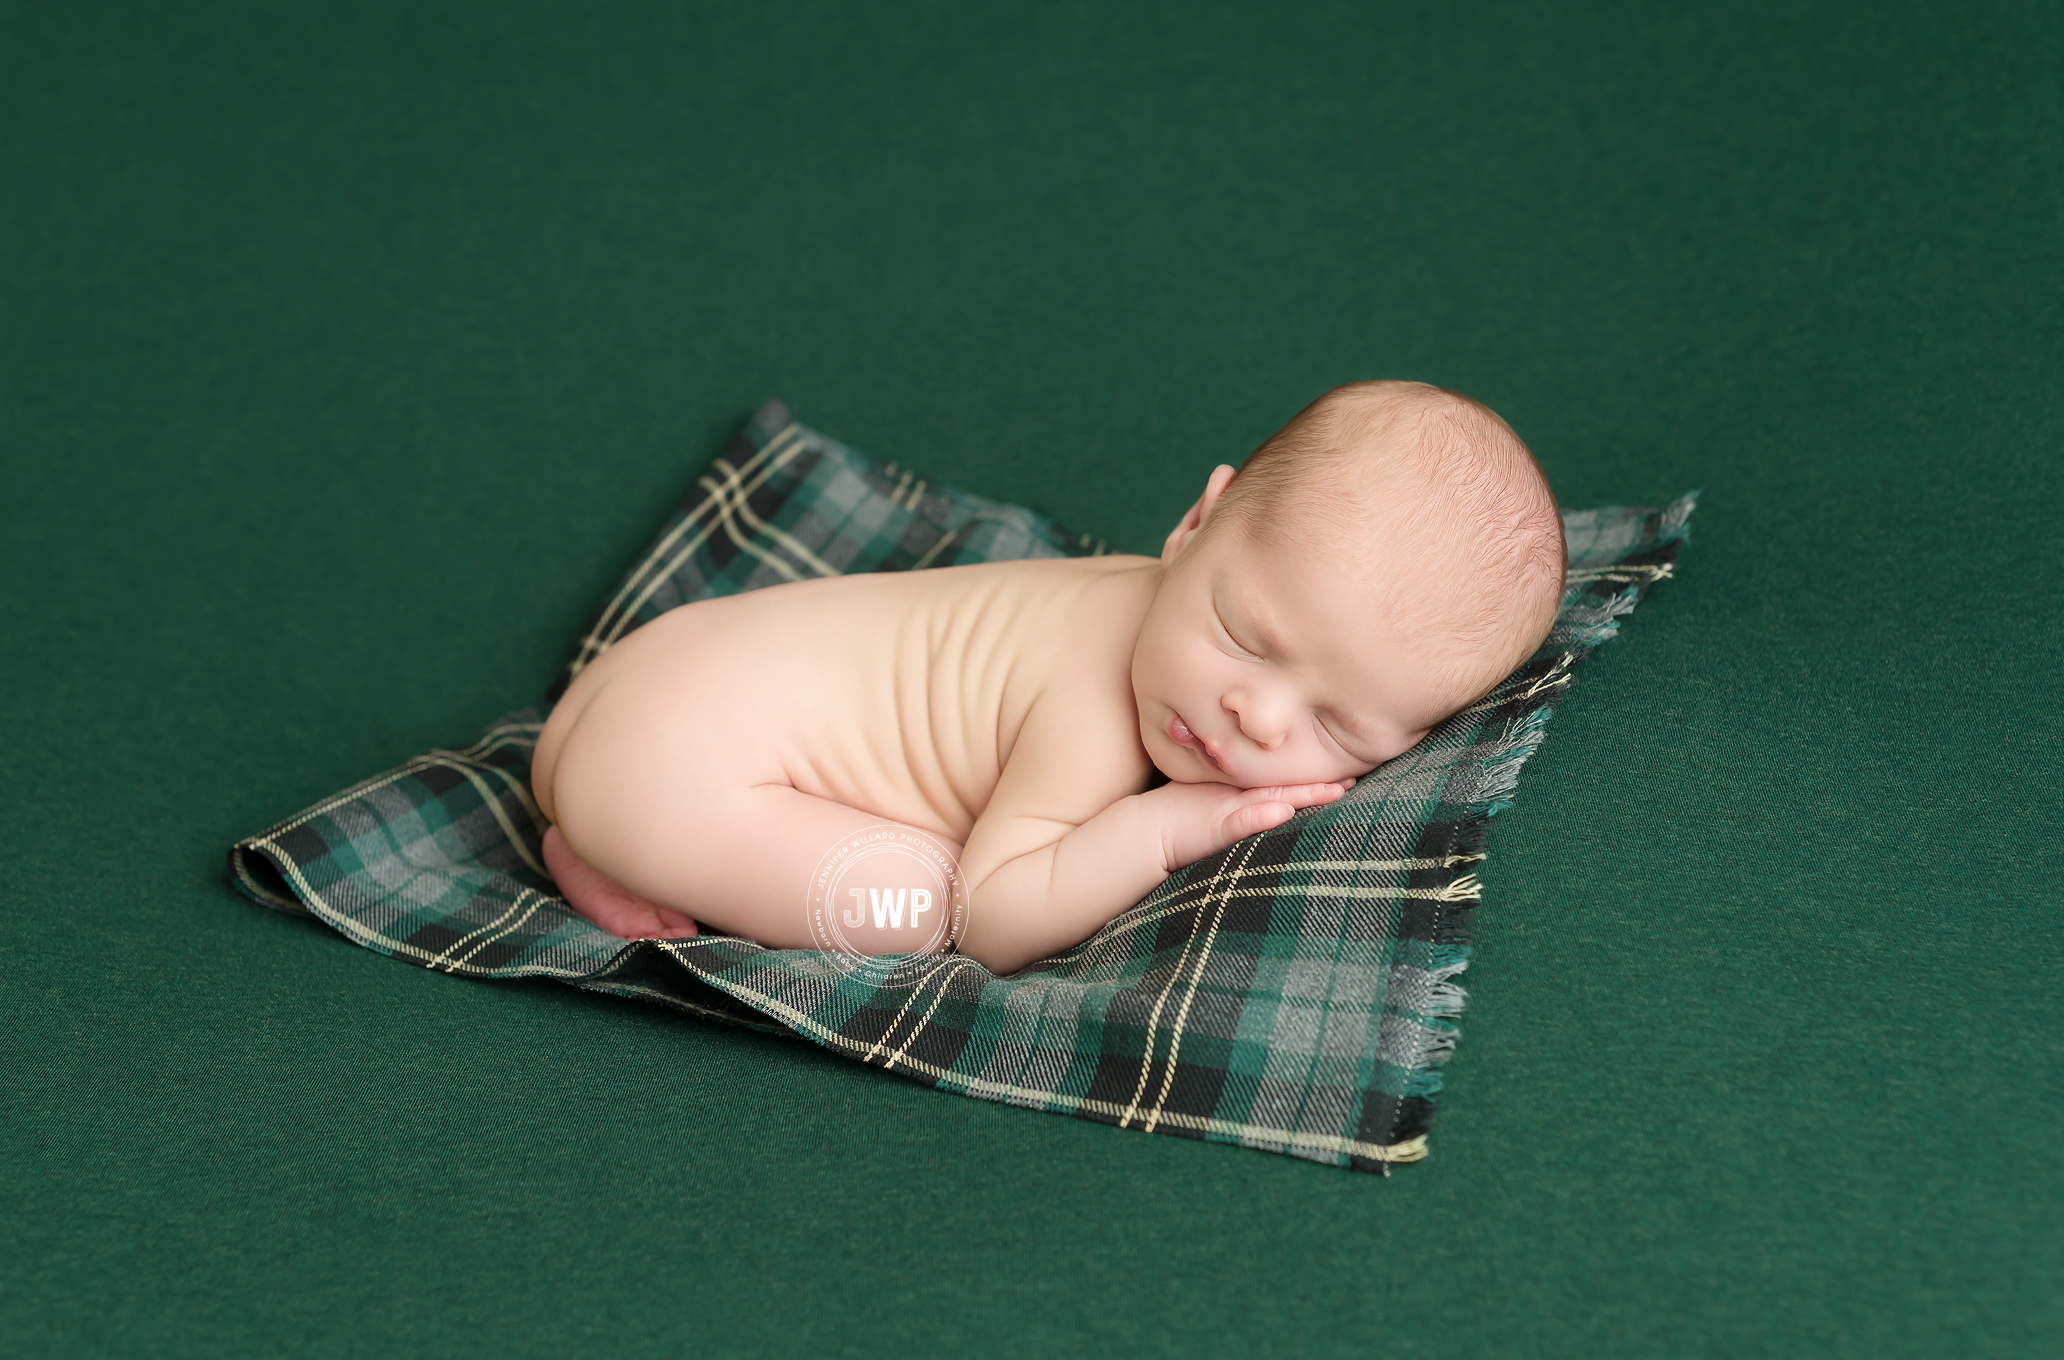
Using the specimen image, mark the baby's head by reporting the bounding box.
[1133,380,1566,786]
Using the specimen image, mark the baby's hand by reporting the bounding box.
[1139,776,1355,874]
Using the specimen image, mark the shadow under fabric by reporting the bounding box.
[228,401,1693,1172]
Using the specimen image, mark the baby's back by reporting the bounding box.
[534,554,1157,859]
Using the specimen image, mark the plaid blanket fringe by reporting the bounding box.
[231,400,1691,1172]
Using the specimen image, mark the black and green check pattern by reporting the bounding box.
[229,401,1691,1171]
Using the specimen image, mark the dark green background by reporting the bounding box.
[4,2,2058,1355]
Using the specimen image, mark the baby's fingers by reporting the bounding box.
[1224,800,1296,842]
[1253,780,1356,808]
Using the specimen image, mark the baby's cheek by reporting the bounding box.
[1284,754,1358,788]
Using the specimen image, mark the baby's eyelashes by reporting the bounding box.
[1213,610,1263,660]
[1314,715,1364,763]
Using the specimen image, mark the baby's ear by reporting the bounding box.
[1161,465,1239,565]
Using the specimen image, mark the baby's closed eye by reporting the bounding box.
[1315,715,1364,762]
[1214,609,1262,660]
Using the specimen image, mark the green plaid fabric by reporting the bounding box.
[229,400,1692,1172]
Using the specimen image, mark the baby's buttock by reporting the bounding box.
[535,568,1047,847]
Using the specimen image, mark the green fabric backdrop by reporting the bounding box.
[4,2,2058,1355]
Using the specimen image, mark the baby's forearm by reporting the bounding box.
[958,794,1167,976]
[953,775,1346,974]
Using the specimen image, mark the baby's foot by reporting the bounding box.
[542,825,699,940]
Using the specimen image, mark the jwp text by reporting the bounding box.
[844,887,935,930]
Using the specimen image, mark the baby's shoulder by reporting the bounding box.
[972,665,1152,848]
[1007,583,1157,799]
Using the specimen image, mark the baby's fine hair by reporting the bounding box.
[1207,380,1568,710]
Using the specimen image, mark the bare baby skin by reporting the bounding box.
[534,383,1564,975]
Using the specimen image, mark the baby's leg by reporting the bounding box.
[542,824,699,940]
[552,772,968,953]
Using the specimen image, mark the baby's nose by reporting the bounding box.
[1227,696,1290,750]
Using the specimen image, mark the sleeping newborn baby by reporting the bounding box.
[531,380,1567,975]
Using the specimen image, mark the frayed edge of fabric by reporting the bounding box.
[1659,490,1699,544]
[1398,954,1471,1099]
